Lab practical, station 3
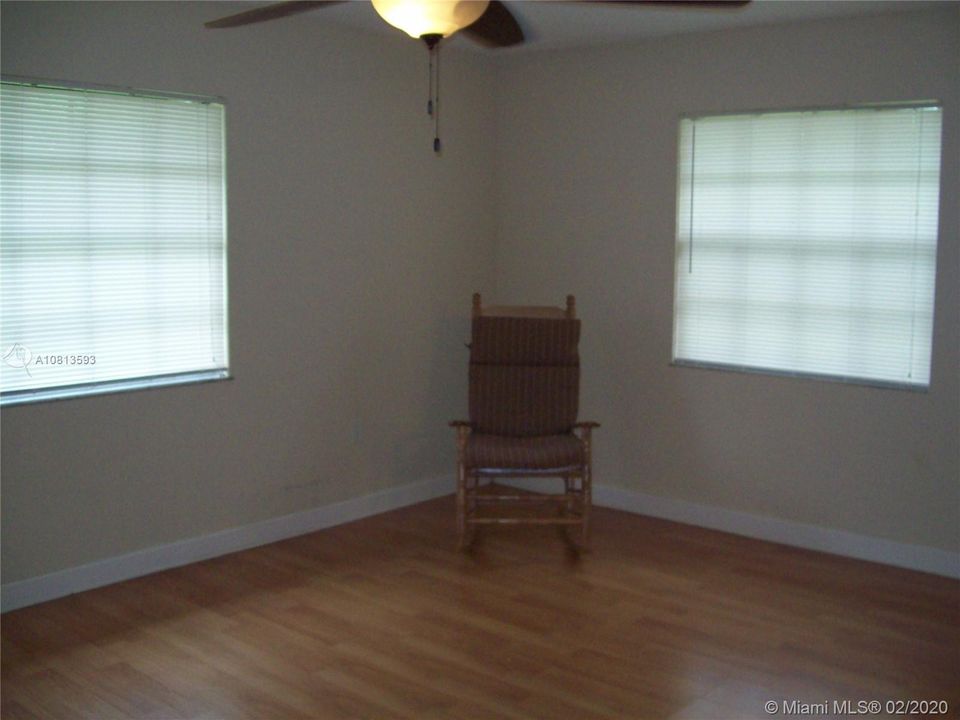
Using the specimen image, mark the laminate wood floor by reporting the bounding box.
[2,493,958,719]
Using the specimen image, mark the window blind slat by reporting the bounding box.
[0,80,228,401]
[673,106,941,387]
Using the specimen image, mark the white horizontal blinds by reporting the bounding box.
[674,105,942,387]
[1,81,228,396]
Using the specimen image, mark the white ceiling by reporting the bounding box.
[256,0,950,52]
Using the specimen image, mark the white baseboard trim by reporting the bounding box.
[5,475,956,612]
[0,474,452,613]
[507,478,960,579]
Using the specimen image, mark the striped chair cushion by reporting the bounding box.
[469,365,579,436]
[464,433,584,470]
[471,317,580,366]
[468,315,581,437]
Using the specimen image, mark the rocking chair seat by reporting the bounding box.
[464,432,584,471]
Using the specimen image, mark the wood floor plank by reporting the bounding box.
[3,494,958,719]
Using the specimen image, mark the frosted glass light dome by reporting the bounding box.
[371,0,489,39]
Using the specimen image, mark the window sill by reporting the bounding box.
[0,370,232,407]
[670,359,929,393]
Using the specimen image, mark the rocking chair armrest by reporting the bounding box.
[573,421,599,446]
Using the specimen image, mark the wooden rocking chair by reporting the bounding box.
[451,293,599,549]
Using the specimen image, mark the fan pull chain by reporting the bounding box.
[433,44,441,153]
[422,33,443,154]
[427,45,434,117]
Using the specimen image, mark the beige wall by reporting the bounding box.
[0,1,498,582]
[2,3,957,586]
[491,8,959,552]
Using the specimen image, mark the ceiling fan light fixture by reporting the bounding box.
[371,0,490,40]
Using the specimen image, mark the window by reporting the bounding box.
[0,79,228,405]
[673,104,942,388]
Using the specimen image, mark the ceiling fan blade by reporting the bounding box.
[583,0,750,7]
[460,1,525,48]
[204,1,345,29]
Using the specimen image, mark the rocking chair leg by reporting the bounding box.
[563,474,575,518]
[580,467,592,549]
[456,463,468,550]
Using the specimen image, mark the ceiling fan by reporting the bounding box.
[205,0,750,49]
[205,0,749,151]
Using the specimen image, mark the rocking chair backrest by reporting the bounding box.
[468,312,581,437]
